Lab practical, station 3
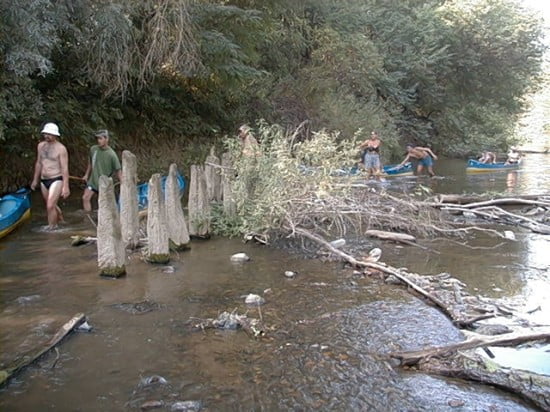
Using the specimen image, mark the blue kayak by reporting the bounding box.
[466,159,520,173]
[0,188,31,239]
[336,163,413,177]
[137,173,186,210]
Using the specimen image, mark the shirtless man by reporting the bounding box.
[478,151,496,164]
[358,131,382,178]
[30,122,70,229]
[398,143,438,177]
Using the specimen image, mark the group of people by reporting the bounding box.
[358,131,438,177]
[478,147,521,165]
[31,122,122,230]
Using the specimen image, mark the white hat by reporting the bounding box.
[41,123,60,136]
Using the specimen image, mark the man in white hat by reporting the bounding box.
[30,122,70,229]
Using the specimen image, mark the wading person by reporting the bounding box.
[358,131,382,178]
[30,122,70,229]
[237,124,260,157]
[505,147,521,165]
[81,130,121,212]
[398,143,438,177]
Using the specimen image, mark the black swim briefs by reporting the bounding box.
[41,176,63,190]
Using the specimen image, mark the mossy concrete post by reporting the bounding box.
[146,173,170,263]
[97,176,126,277]
[188,165,211,237]
[205,146,222,202]
[120,150,139,249]
[165,163,190,250]
[221,152,235,217]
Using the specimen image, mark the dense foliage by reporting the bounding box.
[0,0,545,191]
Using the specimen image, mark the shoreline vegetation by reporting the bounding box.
[1,0,548,193]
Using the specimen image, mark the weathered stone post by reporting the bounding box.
[97,176,126,277]
[205,146,222,202]
[146,174,170,263]
[119,150,139,249]
[188,165,211,237]
[221,152,235,217]
[165,163,190,250]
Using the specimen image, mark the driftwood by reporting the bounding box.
[435,193,550,205]
[390,328,550,366]
[0,313,86,387]
[293,227,514,327]
[442,205,550,234]
[391,329,550,410]
[364,230,416,243]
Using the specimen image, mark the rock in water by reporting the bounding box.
[284,271,297,278]
[365,247,382,262]
[329,238,346,248]
[171,400,202,411]
[244,294,265,306]
[504,230,516,240]
[230,252,250,262]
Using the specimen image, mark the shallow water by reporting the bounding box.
[0,154,548,411]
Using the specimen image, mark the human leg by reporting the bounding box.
[82,187,96,212]
[44,180,63,228]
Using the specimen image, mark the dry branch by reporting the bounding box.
[390,328,550,367]
[0,313,86,387]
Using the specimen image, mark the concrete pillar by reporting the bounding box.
[188,165,210,237]
[221,152,235,217]
[205,146,222,202]
[97,176,126,277]
[146,174,170,263]
[120,150,139,249]
[165,163,190,250]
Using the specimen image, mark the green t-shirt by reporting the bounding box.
[87,145,121,190]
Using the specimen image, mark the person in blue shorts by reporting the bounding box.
[398,144,438,177]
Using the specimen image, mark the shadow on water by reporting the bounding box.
[1,155,549,411]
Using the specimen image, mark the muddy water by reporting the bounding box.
[0,155,548,411]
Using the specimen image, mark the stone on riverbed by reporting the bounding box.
[244,294,265,306]
[171,400,202,411]
[230,252,250,262]
[139,375,168,387]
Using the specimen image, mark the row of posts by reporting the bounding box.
[97,148,233,277]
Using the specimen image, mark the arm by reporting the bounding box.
[82,150,92,182]
[31,143,43,190]
[398,154,410,166]
[60,146,70,198]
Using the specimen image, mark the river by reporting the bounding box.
[0,154,548,411]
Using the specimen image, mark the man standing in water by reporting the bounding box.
[358,130,382,178]
[237,124,260,157]
[398,143,438,177]
[30,122,70,229]
[81,130,121,212]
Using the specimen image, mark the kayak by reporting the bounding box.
[466,159,520,173]
[137,172,186,210]
[0,188,31,239]
[335,162,414,177]
[382,162,414,176]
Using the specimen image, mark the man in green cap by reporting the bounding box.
[81,129,122,212]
